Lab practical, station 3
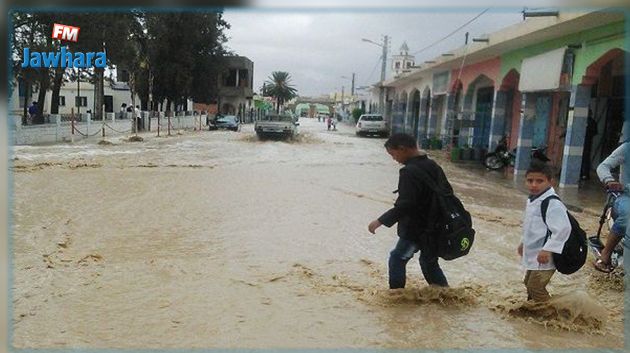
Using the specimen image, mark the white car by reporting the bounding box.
[355,114,388,137]
[255,114,299,139]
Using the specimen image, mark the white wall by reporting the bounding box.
[9,112,207,145]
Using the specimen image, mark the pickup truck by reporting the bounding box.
[255,114,299,139]
[355,114,389,137]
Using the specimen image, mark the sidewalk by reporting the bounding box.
[333,118,606,217]
[440,151,607,217]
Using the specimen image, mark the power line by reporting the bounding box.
[363,54,382,86]
[411,8,490,56]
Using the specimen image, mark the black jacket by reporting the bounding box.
[377,154,453,247]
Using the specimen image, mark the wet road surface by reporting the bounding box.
[10,118,623,349]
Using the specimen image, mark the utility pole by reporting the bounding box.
[361,36,389,115]
[351,73,355,96]
[350,73,356,116]
[379,35,388,115]
[341,85,345,116]
[77,69,81,116]
[148,67,153,131]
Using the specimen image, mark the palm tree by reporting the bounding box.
[264,71,298,113]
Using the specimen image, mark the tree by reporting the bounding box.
[352,107,365,123]
[264,71,298,113]
[70,12,140,119]
[10,12,58,122]
[11,11,229,118]
[145,12,229,111]
[190,13,230,105]
[11,11,141,120]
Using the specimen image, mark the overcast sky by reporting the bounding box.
[222,9,527,97]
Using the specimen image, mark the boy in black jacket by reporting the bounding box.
[368,133,451,288]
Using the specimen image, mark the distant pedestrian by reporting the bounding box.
[135,105,143,131]
[27,101,38,125]
[327,116,332,131]
[120,103,127,119]
[517,161,571,302]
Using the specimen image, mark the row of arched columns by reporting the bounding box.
[385,48,627,187]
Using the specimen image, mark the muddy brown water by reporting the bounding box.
[10,118,623,349]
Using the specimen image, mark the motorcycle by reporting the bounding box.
[588,190,624,270]
[483,136,550,170]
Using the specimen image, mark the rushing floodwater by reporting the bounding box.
[10,118,624,349]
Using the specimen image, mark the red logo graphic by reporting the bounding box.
[52,23,80,42]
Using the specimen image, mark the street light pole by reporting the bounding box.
[379,35,388,115]
[341,74,356,118]
[351,72,355,97]
[341,85,345,118]
[362,36,388,115]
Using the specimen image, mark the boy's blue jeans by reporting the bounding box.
[388,237,448,288]
[611,194,629,240]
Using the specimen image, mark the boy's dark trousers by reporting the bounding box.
[389,237,448,288]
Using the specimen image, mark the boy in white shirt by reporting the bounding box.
[517,161,571,302]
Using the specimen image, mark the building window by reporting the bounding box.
[59,96,66,106]
[223,69,237,87]
[75,96,87,107]
[118,69,130,82]
[238,69,249,88]
[395,62,400,69]
[406,62,411,68]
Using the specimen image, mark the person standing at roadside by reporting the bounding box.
[27,101,38,125]
[135,105,142,131]
[367,133,451,289]
[592,141,629,273]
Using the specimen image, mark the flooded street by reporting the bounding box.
[10,118,623,349]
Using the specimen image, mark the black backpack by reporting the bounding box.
[541,195,588,275]
[411,166,475,260]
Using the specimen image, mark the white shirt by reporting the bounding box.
[521,187,571,270]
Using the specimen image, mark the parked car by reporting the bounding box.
[355,114,388,137]
[209,115,240,131]
[255,113,299,139]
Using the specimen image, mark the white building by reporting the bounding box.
[391,42,415,77]
[10,79,141,118]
